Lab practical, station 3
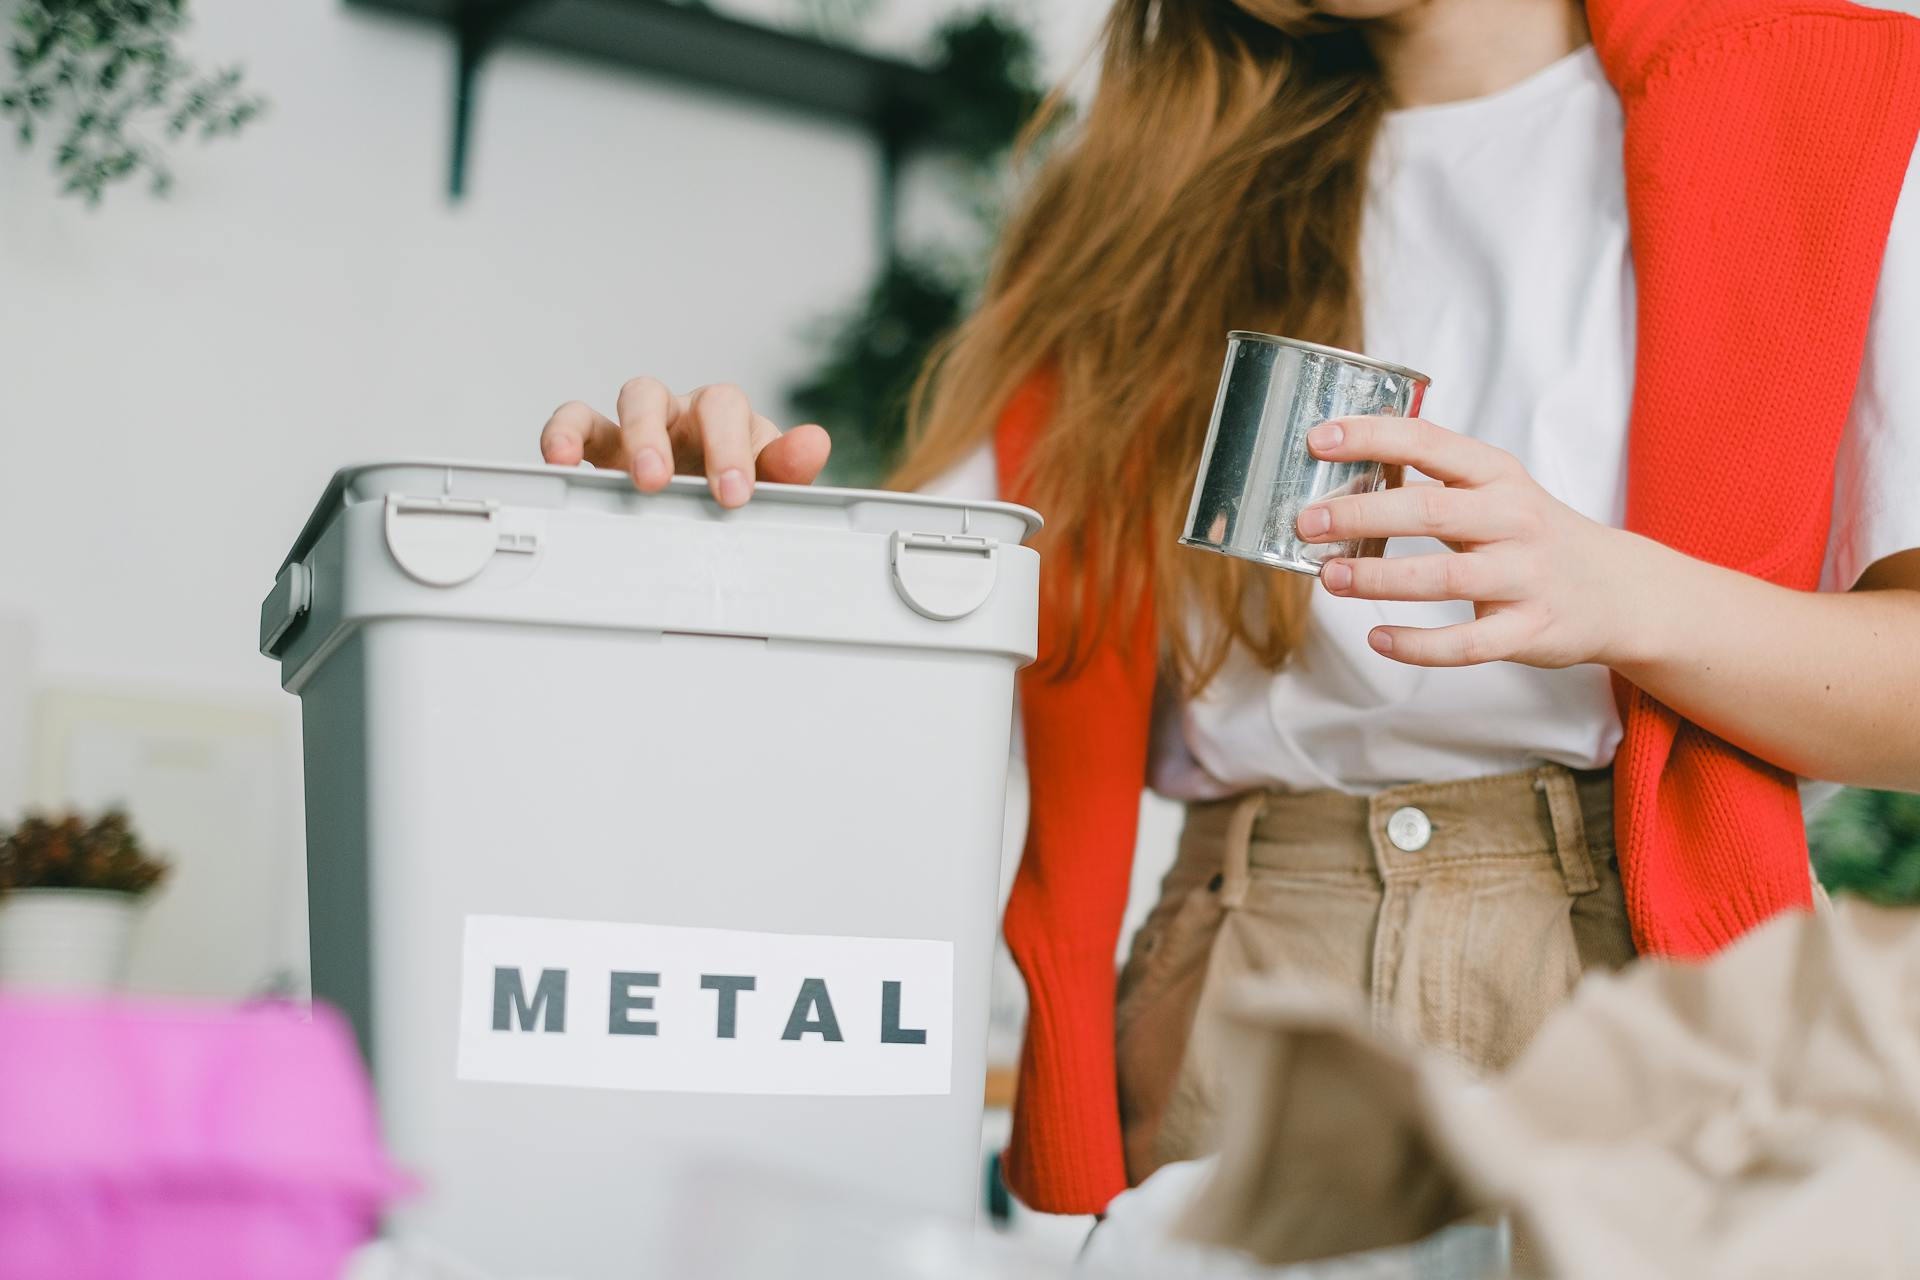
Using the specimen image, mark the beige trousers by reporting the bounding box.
[1114,763,1636,1185]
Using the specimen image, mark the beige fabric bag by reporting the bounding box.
[1177,899,1920,1279]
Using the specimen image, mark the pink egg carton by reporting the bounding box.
[0,995,411,1280]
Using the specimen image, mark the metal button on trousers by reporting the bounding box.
[1386,805,1432,852]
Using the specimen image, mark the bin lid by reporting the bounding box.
[277,459,1042,575]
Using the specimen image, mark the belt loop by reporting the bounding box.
[1219,791,1267,909]
[1536,765,1599,895]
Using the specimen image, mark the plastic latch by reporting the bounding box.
[259,561,312,659]
[889,531,998,621]
[383,495,505,587]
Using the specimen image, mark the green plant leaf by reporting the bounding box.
[3,0,266,202]
[1812,788,1920,906]
[785,5,1056,484]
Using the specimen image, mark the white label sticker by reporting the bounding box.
[456,914,954,1097]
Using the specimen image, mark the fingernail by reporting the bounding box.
[1297,505,1330,537]
[1370,629,1394,654]
[1308,422,1345,452]
[633,447,669,486]
[717,468,750,506]
[1321,561,1352,592]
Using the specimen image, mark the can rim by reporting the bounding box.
[1226,331,1431,387]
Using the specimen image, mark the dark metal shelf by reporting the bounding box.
[348,0,944,244]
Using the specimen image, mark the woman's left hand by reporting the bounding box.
[1296,415,1655,669]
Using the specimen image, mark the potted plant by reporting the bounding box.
[0,810,169,991]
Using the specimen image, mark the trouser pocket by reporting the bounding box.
[1118,865,1381,1182]
[1429,856,1635,1072]
[1114,879,1225,1185]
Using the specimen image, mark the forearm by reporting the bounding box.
[1608,537,1920,792]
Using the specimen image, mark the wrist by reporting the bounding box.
[1590,528,1692,674]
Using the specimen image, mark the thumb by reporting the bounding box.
[755,424,832,485]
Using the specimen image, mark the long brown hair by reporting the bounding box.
[889,1,1386,691]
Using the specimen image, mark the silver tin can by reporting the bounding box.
[1180,331,1431,576]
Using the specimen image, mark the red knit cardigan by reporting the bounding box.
[992,0,1920,1216]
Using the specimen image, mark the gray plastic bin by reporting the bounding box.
[261,461,1039,1275]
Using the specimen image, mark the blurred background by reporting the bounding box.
[0,0,1136,1002]
[1,0,1917,1242]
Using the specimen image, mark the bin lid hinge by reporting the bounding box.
[384,493,539,586]
[259,561,312,659]
[889,530,999,621]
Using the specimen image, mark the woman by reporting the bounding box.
[539,0,1920,1218]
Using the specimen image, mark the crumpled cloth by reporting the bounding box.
[1174,899,1920,1279]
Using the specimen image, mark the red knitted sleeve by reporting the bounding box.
[1590,0,1920,956]
[992,374,1159,1214]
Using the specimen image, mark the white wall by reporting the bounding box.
[1,3,879,696]
[0,0,1107,995]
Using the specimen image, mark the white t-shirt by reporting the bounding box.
[924,46,1920,799]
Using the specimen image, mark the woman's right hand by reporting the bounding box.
[539,377,832,509]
